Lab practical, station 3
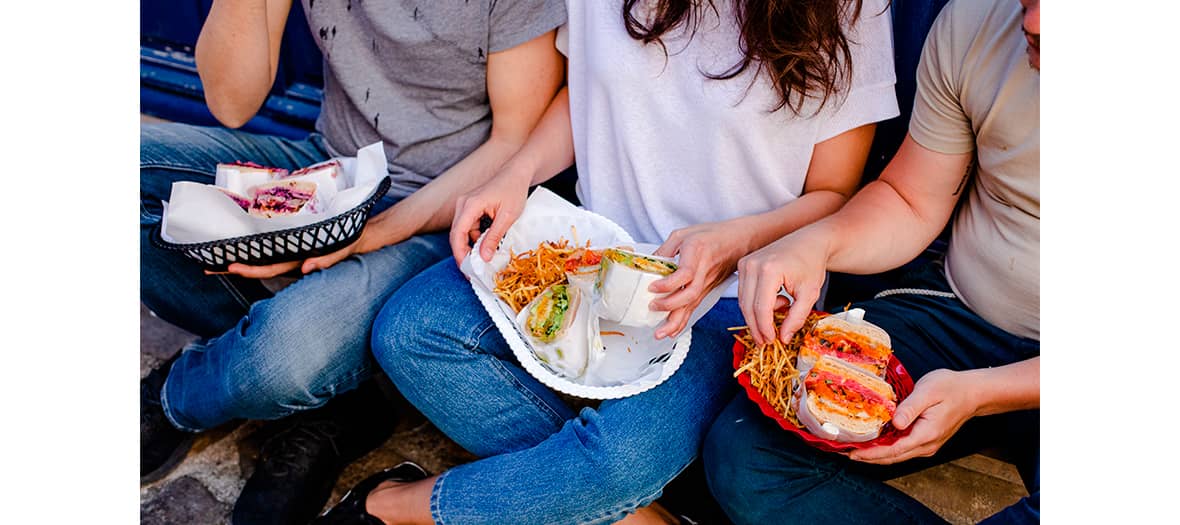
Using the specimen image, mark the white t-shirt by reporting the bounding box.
[559,0,899,296]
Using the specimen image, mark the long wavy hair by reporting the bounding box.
[622,0,867,114]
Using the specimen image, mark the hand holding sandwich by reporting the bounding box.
[847,368,976,464]
[649,220,752,339]
[849,358,1040,464]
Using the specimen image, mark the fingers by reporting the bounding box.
[737,258,759,344]
[848,418,943,464]
[652,230,684,258]
[224,260,301,279]
[302,250,348,274]
[848,433,924,464]
[478,209,517,262]
[779,283,820,342]
[449,197,482,264]
[655,305,691,340]
[751,275,780,346]
[889,383,940,431]
[649,266,693,294]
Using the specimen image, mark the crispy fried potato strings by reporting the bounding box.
[493,239,578,313]
[730,312,824,428]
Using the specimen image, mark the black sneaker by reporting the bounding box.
[141,353,195,484]
[233,379,400,525]
[232,418,349,525]
[311,462,429,525]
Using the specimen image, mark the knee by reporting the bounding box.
[370,284,433,382]
[572,410,693,509]
[702,416,755,514]
[703,409,806,524]
[370,263,480,383]
[225,311,366,412]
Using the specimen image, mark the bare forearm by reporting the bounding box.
[967,357,1040,416]
[499,87,574,186]
[731,190,851,257]
[364,134,528,245]
[808,135,972,275]
[195,0,291,127]
[811,180,947,273]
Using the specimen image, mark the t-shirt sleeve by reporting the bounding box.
[908,0,975,154]
[816,0,901,143]
[488,0,568,53]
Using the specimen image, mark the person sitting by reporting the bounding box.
[139,1,566,523]
[703,0,1041,523]
[314,0,901,522]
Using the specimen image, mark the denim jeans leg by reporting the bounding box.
[419,299,743,524]
[703,394,948,525]
[140,123,331,337]
[160,228,451,431]
[704,260,1040,524]
[373,259,578,457]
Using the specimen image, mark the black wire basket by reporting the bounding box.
[151,176,391,272]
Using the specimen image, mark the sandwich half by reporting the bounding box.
[794,355,897,443]
[525,283,582,344]
[799,314,893,378]
[248,180,317,218]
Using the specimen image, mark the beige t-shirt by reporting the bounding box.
[909,0,1040,340]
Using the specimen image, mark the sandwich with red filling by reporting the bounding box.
[799,313,893,378]
[248,180,317,218]
[794,354,898,443]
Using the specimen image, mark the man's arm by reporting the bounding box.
[195,0,293,128]
[817,133,973,274]
[738,133,973,344]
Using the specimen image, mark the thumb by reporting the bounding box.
[303,250,347,274]
[891,386,937,430]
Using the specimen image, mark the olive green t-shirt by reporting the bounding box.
[909,0,1040,340]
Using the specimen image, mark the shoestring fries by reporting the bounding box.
[493,239,580,313]
[730,311,825,428]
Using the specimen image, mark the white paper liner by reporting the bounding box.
[793,380,882,443]
[461,188,732,399]
[160,142,387,244]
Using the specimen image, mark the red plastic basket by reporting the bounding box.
[732,331,916,453]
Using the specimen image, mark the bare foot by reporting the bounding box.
[614,502,680,525]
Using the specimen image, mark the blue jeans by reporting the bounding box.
[371,260,743,524]
[703,260,1040,525]
[141,123,450,431]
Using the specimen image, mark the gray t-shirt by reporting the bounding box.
[302,0,566,199]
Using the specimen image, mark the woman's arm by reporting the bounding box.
[449,85,575,263]
[195,0,293,128]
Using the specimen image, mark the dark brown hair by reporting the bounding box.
[622,0,866,114]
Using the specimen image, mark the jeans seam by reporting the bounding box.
[141,162,216,177]
[430,469,448,525]
[214,274,254,311]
